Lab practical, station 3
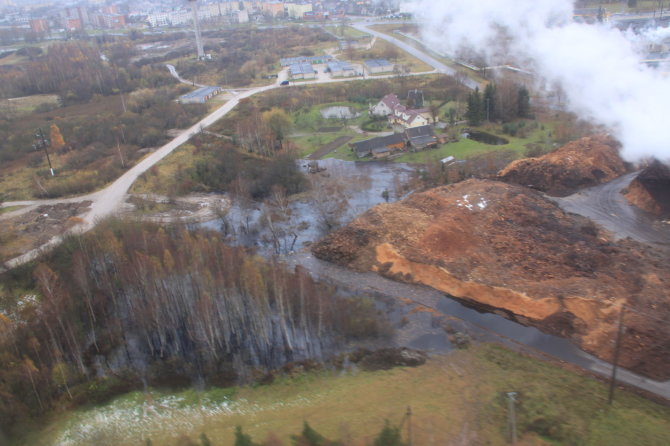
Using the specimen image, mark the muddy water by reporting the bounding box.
[284,253,670,399]
[201,158,415,255]
[200,160,670,398]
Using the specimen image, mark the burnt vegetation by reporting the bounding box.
[0,220,389,435]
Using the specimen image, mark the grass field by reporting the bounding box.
[21,344,670,446]
[0,94,59,114]
[395,120,555,164]
[324,25,371,40]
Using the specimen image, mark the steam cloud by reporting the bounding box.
[401,0,670,161]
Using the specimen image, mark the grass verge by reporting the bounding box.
[21,344,670,446]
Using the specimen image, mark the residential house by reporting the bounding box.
[389,105,435,129]
[369,93,400,117]
[350,133,406,158]
[260,2,284,17]
[370,93,437,128]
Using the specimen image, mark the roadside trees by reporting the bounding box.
[262,108,292,151]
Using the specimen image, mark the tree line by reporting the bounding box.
[0,41,175,105]
[466,82,531,126]
[0,220,387,437]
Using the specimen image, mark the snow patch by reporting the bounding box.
[456,194,488,211]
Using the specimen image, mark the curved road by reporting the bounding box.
[351,22,481,90]
[1,45,438,269]
[2,27,669,399]
[553,172,670,247]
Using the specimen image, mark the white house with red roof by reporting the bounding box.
[370,93,437,129]
[369,93,401,117]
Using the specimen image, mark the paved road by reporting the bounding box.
[2,64,437,269]
[351,22,481,90]
[553,172,670,247]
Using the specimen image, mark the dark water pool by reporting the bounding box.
[464,130,509,145]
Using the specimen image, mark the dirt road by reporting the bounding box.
[1,58,437,269]
[553,172,670,248]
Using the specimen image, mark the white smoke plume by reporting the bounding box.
[402,0,670,161]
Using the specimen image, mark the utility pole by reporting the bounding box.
[189,0,205,60]
[608,305,626,405]
[406,406,413,446]
[507,392,517,445]
[33,127,54,176]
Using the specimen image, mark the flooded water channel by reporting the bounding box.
[199,159,670,398]
[201,158,414,255]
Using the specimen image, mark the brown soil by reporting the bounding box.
[312,179,670,379]
[624,160,670,217]
[497,135,630,196]
[0,201,91,263]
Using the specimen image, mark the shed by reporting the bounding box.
[350,133,406,158]
[405,125,438,151]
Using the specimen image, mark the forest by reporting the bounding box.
[0,220,388,438]
[0,39,209,199]
[176,26,335,88]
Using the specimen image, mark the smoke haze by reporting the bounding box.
[403,0,670,161]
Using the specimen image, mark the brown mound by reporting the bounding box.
[497,135,629,196]
[312,179,670,379]
[624,160,670,217]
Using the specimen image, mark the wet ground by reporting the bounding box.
[553,171,670,249]
[197,162,670,399]
[201,158,415,256]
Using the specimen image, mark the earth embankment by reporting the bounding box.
[312,179,670,379]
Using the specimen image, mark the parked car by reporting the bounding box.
[280,80,290,86]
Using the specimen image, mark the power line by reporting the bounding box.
[33,127,54,176]
[608,305,626,405]
[507,392,517,445]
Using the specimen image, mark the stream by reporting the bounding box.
[199,159,670,399]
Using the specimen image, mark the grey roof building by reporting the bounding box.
[280,55,334,66]
[350,133,406,158]
[178,86,222,104]
[405,125,437,151]
[289,62,316,79]
[364,59,394,74]
[327,60,356,77]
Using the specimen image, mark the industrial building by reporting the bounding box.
[327,60,356,77]
[365,59,395,74]
[289,63,316,79]
[280,55,333,66]
[178,86,222,104]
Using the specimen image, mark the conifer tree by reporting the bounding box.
[372,420,405,446]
